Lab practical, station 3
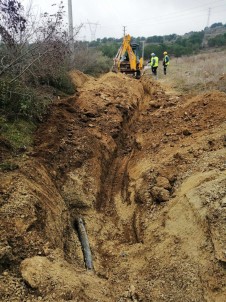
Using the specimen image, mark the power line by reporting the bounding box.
[127,0,225,25]
[96,6,225,39]
[126,2,226,26]
[131,10,222,30]
[88,0,226,39]
[98,2,226,31]
[125,0,225,26]
[100,7,225,33]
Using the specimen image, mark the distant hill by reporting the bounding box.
[184,23,226,39]
[87,22,226,58]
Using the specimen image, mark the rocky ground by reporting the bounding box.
[0,70,226,301]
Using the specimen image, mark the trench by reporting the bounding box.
[96,99,143,219]
[65,81,150,270]
[3,73,224,301]
[99,96,143,204]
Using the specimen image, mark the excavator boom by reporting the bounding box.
[112,34,143,78]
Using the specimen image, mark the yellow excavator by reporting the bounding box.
[112,34,143,79]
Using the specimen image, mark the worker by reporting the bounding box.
[150,53,159,78]
[163,51,170,75]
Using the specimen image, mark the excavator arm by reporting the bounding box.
[113,34,143,77]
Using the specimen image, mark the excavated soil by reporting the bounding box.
[0,71,226,302]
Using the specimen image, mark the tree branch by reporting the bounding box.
[9,49,53,83]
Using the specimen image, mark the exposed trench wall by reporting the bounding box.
[1,72,226,301]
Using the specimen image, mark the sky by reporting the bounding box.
[23,0,226,40]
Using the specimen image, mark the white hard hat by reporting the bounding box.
[151,53,155,56]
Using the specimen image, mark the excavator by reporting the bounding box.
[112,34,143,79]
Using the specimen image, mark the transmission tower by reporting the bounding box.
[206,8,211,28]
[123,26,127,37]
[202,8,211,48]
[87,21,99,41]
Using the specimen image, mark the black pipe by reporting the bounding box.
[75,217,93,270]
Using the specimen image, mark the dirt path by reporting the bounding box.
[0,71,226,302]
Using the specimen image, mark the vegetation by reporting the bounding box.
[73,43,112,76]
[0,1,113,152]
[86,23,226,60]
[158,50,226,94]
[210,22,224,28]
[0,0,77,151]
[0,116,36,150]
[208,33,226,47]
[0,161,19,171]
[0,0,78,118]
[0,0,225,153]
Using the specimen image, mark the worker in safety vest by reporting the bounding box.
[150,53,159,77]
[163,51,170,75]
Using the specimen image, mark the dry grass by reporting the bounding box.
[157,49,226,94]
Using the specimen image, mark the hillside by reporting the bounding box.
[203,24,226,38]
[0,62,226,301]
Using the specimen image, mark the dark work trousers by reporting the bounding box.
[152,66,158,76]
[163,64,167,75]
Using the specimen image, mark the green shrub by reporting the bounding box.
[50,74,76,94]
[40,72,76,95]
[0,79,52,120]
[0,117,36,150]
[208,34,226,47]
[99,43,119,58]
[0,162,19,171]
[82,51,112,76]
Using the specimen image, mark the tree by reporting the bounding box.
[208,34,226,47]
[99,43,119,58]
[0,0,26,47]
[146,35,163,43]
[73,44,112,76]
[210,22,223,29]
[0,1,77,120]
[0,1,71,80]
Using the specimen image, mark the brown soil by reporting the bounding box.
[0,71,226,302]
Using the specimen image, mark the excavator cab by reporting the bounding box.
[112,35,143,79]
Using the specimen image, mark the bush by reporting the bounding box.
[210,22,223,29]
[39,72,76,95]
[73,47,112,76]
[208,34,226,47]
[84,52,112,75]
[0,79,52,120]
[0,1,76,122]
[0,162,19,171]
[48,74,76,95]
[0,116,36,150]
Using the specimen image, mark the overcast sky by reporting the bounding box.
[23,0,226,40]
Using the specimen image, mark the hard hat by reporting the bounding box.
[163,51,167,55]
[151,53,155,56]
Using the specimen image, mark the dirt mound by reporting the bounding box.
[69,70,90,88]
[0,71,226,301]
